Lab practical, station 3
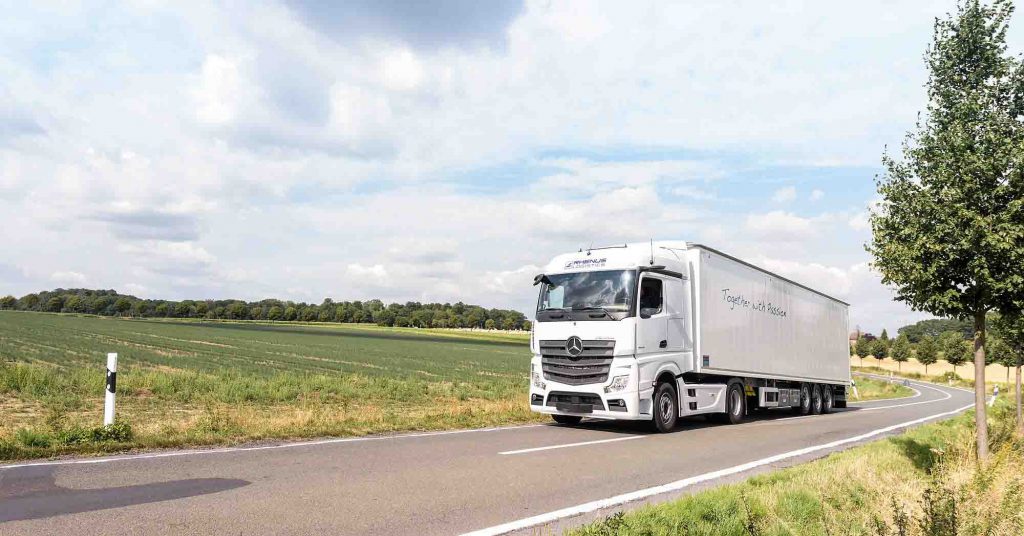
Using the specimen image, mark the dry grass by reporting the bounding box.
[570,399,1024,536]
[852,376,915,402]
[850,356,1016,385]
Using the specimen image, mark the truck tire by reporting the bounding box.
[651,382,678,433]
[795,383,812,415]
[725,382,745,425]
[552,415,582,425]
[822,385,834,414]
[811,384,823,415]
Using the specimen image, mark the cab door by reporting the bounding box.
[664,277,688,352]
[636,275,669,356]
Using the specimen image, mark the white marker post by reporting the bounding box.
[104,352,118,426]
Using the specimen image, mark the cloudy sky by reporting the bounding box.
[4,1,1022,334]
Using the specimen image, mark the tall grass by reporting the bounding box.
[571,403,1024,536]
[0,312,541,460]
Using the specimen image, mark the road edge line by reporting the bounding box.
[460,401,974,536]
[0,423,550,470]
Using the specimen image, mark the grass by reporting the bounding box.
[570,399,1024,536]
[0,311,539,460]
[0,311,919,462]
[850,364,1014,395]
[851,376,915,402]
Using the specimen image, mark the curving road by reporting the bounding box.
[0,376,973,535]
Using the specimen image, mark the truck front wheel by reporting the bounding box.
[725,382,745,424]
[651,382,678,433]
[552,415,582,425]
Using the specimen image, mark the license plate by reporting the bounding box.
[556,403,593,414]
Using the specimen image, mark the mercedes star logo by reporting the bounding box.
[566,336,584,359]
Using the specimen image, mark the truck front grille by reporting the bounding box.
[540,339,614,385]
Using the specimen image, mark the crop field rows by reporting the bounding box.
[0,312,911,461]
[0,312,535,459]
[0,313,529,379]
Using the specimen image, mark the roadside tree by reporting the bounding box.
[868,0,1024,460]
[917,336,939,375]
[992,313,1024,433]
[871,339,889,365]
[940,331,970,375]
[855,337,872,366]
[890,335,911,372]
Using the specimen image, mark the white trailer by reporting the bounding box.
[529,241,850,431]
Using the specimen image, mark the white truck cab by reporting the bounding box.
[529,241,850,431]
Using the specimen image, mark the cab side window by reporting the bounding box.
[639,278,663,318]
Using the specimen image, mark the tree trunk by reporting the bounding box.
[973,311,989,462]
[1016,363,1022,435]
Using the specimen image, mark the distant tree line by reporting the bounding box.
[853,317,1018,376]
[895,318,973,342]
[0,289,531,331]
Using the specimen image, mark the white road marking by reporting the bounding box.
[858,383,950,411]
[461,400,973,536]
[500,435,643,455]
[849,384,922,404]
[0,424,549,471]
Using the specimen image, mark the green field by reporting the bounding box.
[0,311,912,461]
[0,311,535,459]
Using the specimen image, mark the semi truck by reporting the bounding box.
[529,241,850,431]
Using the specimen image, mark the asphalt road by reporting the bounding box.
[0,376,973,535]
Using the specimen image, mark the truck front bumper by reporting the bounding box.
[529,384,649,421]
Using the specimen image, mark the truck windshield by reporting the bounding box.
[538,270,636,313]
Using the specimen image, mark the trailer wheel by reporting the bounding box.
[651,382,678,433]
[811,384,823,415]
[795,383,812,415]
[725,382,745,425]
[822,385,834,414]
[552,415,582,425]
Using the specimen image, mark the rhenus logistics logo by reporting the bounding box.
[564,258,607,269]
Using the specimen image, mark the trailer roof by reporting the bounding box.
[687,243,851,306]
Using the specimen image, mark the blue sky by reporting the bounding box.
[3,1,1023,333]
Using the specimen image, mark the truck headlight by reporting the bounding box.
[604,375,630,393]
[531,364,546,389]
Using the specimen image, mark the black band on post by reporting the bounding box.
[106,370,117,394]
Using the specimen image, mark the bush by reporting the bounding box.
[15,428,52,448]
[92,422,134,442]
[53,422,134,445]
[55,427,93,445]
[940,371,962,383]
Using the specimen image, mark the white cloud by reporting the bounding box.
[745,210,815,239]
[848,212,870,231]
[194,55,244,125]
[809,189,824,201]
[671,186,716,200]
[482,264,541,295]
[345,263,389,286]
[0,0,986,332]
[771,186,797,203]
[379,48,425,92]
[50,271,86,285]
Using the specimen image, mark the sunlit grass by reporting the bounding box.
[571,402,1024,536]
[0,311,540,460]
